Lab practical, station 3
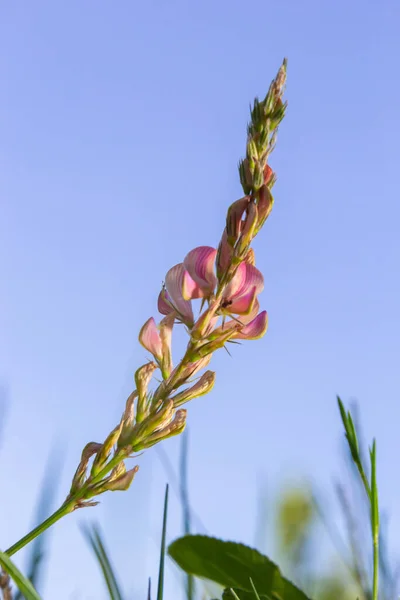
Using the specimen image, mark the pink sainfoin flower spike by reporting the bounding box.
[221,262,264,315]
[183,246,217,300]
[158,264,194,327]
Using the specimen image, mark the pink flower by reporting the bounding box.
[233,310,268,340]
[139,315,175,377]
[183,246,217,300]
[158,264,194,327]
[139,317,163,361]
[208,301,268,341]
[221,262,264,315]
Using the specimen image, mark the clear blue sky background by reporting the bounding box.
[1,1,400,598]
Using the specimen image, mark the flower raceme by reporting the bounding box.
[51,61,286,518]
[3,62,287,563]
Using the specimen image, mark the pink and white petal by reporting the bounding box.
[228,286,258,315]
[139,317,163,360]
[223,262,247,300]
[182,270,204,300]
[239,263,264,298]
[165,264,194,326]
[233,311,268,340]
[158,288,174,316]
[184,247,217,295]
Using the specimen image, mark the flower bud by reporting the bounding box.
[107,464,139,492]
[252,162,264,190]
[236,201,258,256]
[142,409,187,448]
[159,313,175,378]
[238,159,253,195]
[216,229,233,279]
[117,391,137,449]
[226,196,250,246]
[171,370,216,407]
[135,362,157,423]
[133,399,175,448]
[246,137,258,161]
[91,422,123,477]
[255,185,274,234]
[70,442,103,495]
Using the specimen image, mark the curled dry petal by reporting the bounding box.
[171,370,216,406]
[70,442,103,494]
[107,465,139,492]
[183,246,217,299]
[139,317,163,361]
[164,264,194,326]
[143,409,187,447]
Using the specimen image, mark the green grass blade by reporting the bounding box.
[82,524,124,600]
[157,484,169,600]
[0,552,42,600]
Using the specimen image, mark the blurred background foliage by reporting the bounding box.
[1,405,399,600]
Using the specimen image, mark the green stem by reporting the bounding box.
[372,533,379,600]
[6,451,126,557]
[5,502,72,557]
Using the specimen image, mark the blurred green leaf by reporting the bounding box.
[168,535,312,600]
[0,551,42,600]
[82,524,124,600]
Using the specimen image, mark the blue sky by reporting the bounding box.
[1,0,400,598]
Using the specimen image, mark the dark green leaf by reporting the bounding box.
[168,535,311,600]
[0,552,42,600]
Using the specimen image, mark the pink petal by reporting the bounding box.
[235,263,264,299]
[165,264,194,326]
[139,317,163,360]
[240,299,260,323]
[223,262,247,299]
[182,270,204,300]
[184,247,217,297]
[228,285,258,315]
[226,197,250,242]
[233,310,268,340]
[158,288,174,316]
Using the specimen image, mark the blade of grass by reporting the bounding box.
[157,484,169,600]
[0,552,42,600]
[82,524,124,600]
